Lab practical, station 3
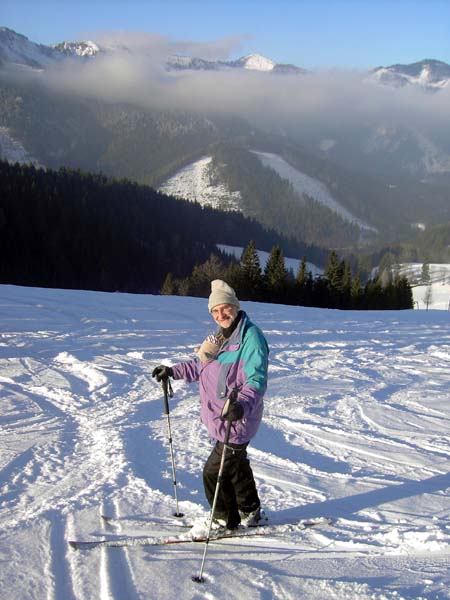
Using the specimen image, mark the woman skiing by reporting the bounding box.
[152,279,269,534]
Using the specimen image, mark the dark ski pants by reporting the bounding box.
[203,440,260,529]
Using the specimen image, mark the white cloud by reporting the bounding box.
[32,32,450,140]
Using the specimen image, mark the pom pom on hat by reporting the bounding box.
[208,279,240,312]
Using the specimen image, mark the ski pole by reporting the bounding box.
[162,378,184,518]
[192,406,234,584]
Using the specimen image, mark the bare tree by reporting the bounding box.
[423,284,433,311]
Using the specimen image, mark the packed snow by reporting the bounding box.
[1,284,450,599]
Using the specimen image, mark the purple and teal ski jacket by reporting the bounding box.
[171,311,269,444]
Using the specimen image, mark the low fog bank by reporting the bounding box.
[28,31,450,136]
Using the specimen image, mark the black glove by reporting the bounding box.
[152,365,173,382]
[221,399,244,422]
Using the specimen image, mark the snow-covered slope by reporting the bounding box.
[0,27,60,69]
[1,284,450,599]
[237,53,276,71]
[0,27,98,70]
[52,40,100,58]
[158,156,241,211]
[157,151,377,232]
[370,59,450,90]
[253,151,377,232]
[0,126,43,166]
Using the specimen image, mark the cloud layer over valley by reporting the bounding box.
[22,31,449,142]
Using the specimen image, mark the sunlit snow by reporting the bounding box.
[158,156,241,211]
[1,284,450,599]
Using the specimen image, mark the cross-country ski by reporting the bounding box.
[69,517,332,550]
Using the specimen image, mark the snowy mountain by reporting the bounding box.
[0,27,304,74]
[0,27,100,69]
[0,27,60,69]
[1,283,450,599]
[52,40,100,58]
[370,59,450,90]
[167,52,306,73]
[1,26,449,89]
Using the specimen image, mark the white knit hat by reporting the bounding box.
[208,279,240,312]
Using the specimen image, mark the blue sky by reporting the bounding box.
[2,0,450,69]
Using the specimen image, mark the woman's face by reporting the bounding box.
[211,303,238,328]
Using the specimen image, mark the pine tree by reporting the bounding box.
[240,240,263,301]
[341,262,352,308]
[324,250,352,307]
[296,257,307,287]
[264,245,287,302]
[296,257,308,305]
[378,252,395,284]
[161,272,176,295]
[324,251,341,286]
[421,262,431,285]
[350,275,363,308]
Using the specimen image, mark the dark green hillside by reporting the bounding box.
[408,222,450,263]
[0,160,325,293]
[208,143,362,248]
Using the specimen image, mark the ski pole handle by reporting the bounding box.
[162,380,169,414]
[224,414,233,444]
[162,379,173,415]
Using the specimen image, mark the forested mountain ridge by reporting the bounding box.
[0,160,326,293]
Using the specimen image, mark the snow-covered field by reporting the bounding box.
[401,264,450,311]
[1,284,450,600]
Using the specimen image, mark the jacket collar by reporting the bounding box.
[217,310,248,345]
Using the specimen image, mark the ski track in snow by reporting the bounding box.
[1,284,450,599]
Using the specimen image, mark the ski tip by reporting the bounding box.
[68,541,78,549]
[191,575,205,583]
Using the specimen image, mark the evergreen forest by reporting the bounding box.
[0,160,324,294]
[0,161,414,309]
[163,243,414,310]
